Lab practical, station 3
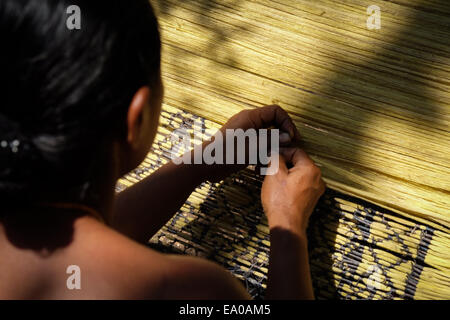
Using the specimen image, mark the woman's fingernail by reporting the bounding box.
[279,132,291,144]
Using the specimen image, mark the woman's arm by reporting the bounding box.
[112,159,209,243]
[266,228,314,299]
[111,105,300,243]
[262,148,326,299]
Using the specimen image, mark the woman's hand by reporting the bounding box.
[261,148,326,237]
[220,105,300,138]
[200,105,301,182]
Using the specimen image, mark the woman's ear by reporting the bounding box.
[127,86,151,148]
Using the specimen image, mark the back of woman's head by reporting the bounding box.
[0,0,161,206]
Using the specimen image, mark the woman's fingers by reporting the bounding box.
[248,105,299,139]
[279,147,314,168]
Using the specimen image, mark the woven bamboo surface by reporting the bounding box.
[119,0,450,299]
[117,106,450,299]
[149,0,450,231]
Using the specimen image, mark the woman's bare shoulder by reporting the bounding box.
[1,216,249,300]
[0,217,168,299]
[57,219,169,299]
[76,222,250,300]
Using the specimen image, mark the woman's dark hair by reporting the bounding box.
[0,0,161,206]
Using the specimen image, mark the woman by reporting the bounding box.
[0,0,325,299]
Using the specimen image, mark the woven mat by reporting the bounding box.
[150,0,450,230]
[116,105,450,299]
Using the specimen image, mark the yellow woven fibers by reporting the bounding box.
[149,0,450,230]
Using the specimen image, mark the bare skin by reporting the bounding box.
[0,74,325,299]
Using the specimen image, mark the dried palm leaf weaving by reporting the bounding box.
[117,0,449,299]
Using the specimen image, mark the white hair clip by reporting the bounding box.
[1,139,20,153]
